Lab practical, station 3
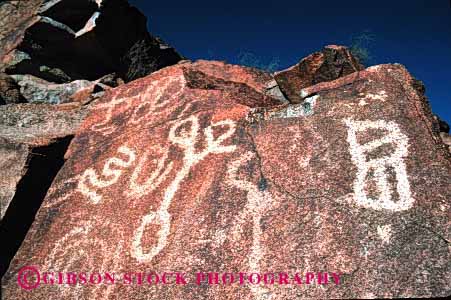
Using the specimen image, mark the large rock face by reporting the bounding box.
[0,102,88,282]
[2,61,450,299]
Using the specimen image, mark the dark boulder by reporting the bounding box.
[274,45,364,103]
[1,0,182,83]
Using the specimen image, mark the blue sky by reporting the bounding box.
[129,0,451,124]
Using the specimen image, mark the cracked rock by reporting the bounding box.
[1,0,183,83]
[2,60,450,299]
[274,45,364,103]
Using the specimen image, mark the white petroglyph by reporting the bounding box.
[45,222,93,272]
[77,146,136,204]
[357,91,387,106]
[344,118,414,211]
[358,99,368,106]
[377,225,392,244]
[226,151,274,300]
[128,76,186,126]
[91,75,186,135]
[90,92,137,135]
[44,222,93,298]
[127,147,174,199]
[365,90,387,102]
[131,115,237,263]
[44,220,124,299]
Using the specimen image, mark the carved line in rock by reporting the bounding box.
[126,146,174,199]
[44,222,92,298]
[77,146,136,204]
[377,224,392,244]
[43,220,124,299]
[131,115,237,263]
[344,118,414,211]
[226,151,274,300]
[91,75,186,135]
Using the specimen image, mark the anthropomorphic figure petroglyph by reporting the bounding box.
[226,151,274,300]
[344,118,414,211]
[131,115,237,263]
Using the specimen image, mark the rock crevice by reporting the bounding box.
[0,2,450,299]
[0,135,73,278]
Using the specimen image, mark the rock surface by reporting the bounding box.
[274,45,364,103]
[2,61,450,299]
[433,115,451,151]
[0,102,88,282]
[0,2,450,299]
[0,0,183,106]
[0,0,43,60]
[440,132,451,152]
[1,0,183,83]
[0,73,25,104]
[11,74,110,104]
[0,103,88,220]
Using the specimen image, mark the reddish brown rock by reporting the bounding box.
[0,103,88,219]
[274,45,364,103]
[432,114,451,151]
[0,0,43,60]
[0,102,88,283]
[2,61,450,299]
[0,134,76,284]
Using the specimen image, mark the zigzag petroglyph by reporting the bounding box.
[77,146,136,204]
[79,76,185,203]
[131,115,237,263]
